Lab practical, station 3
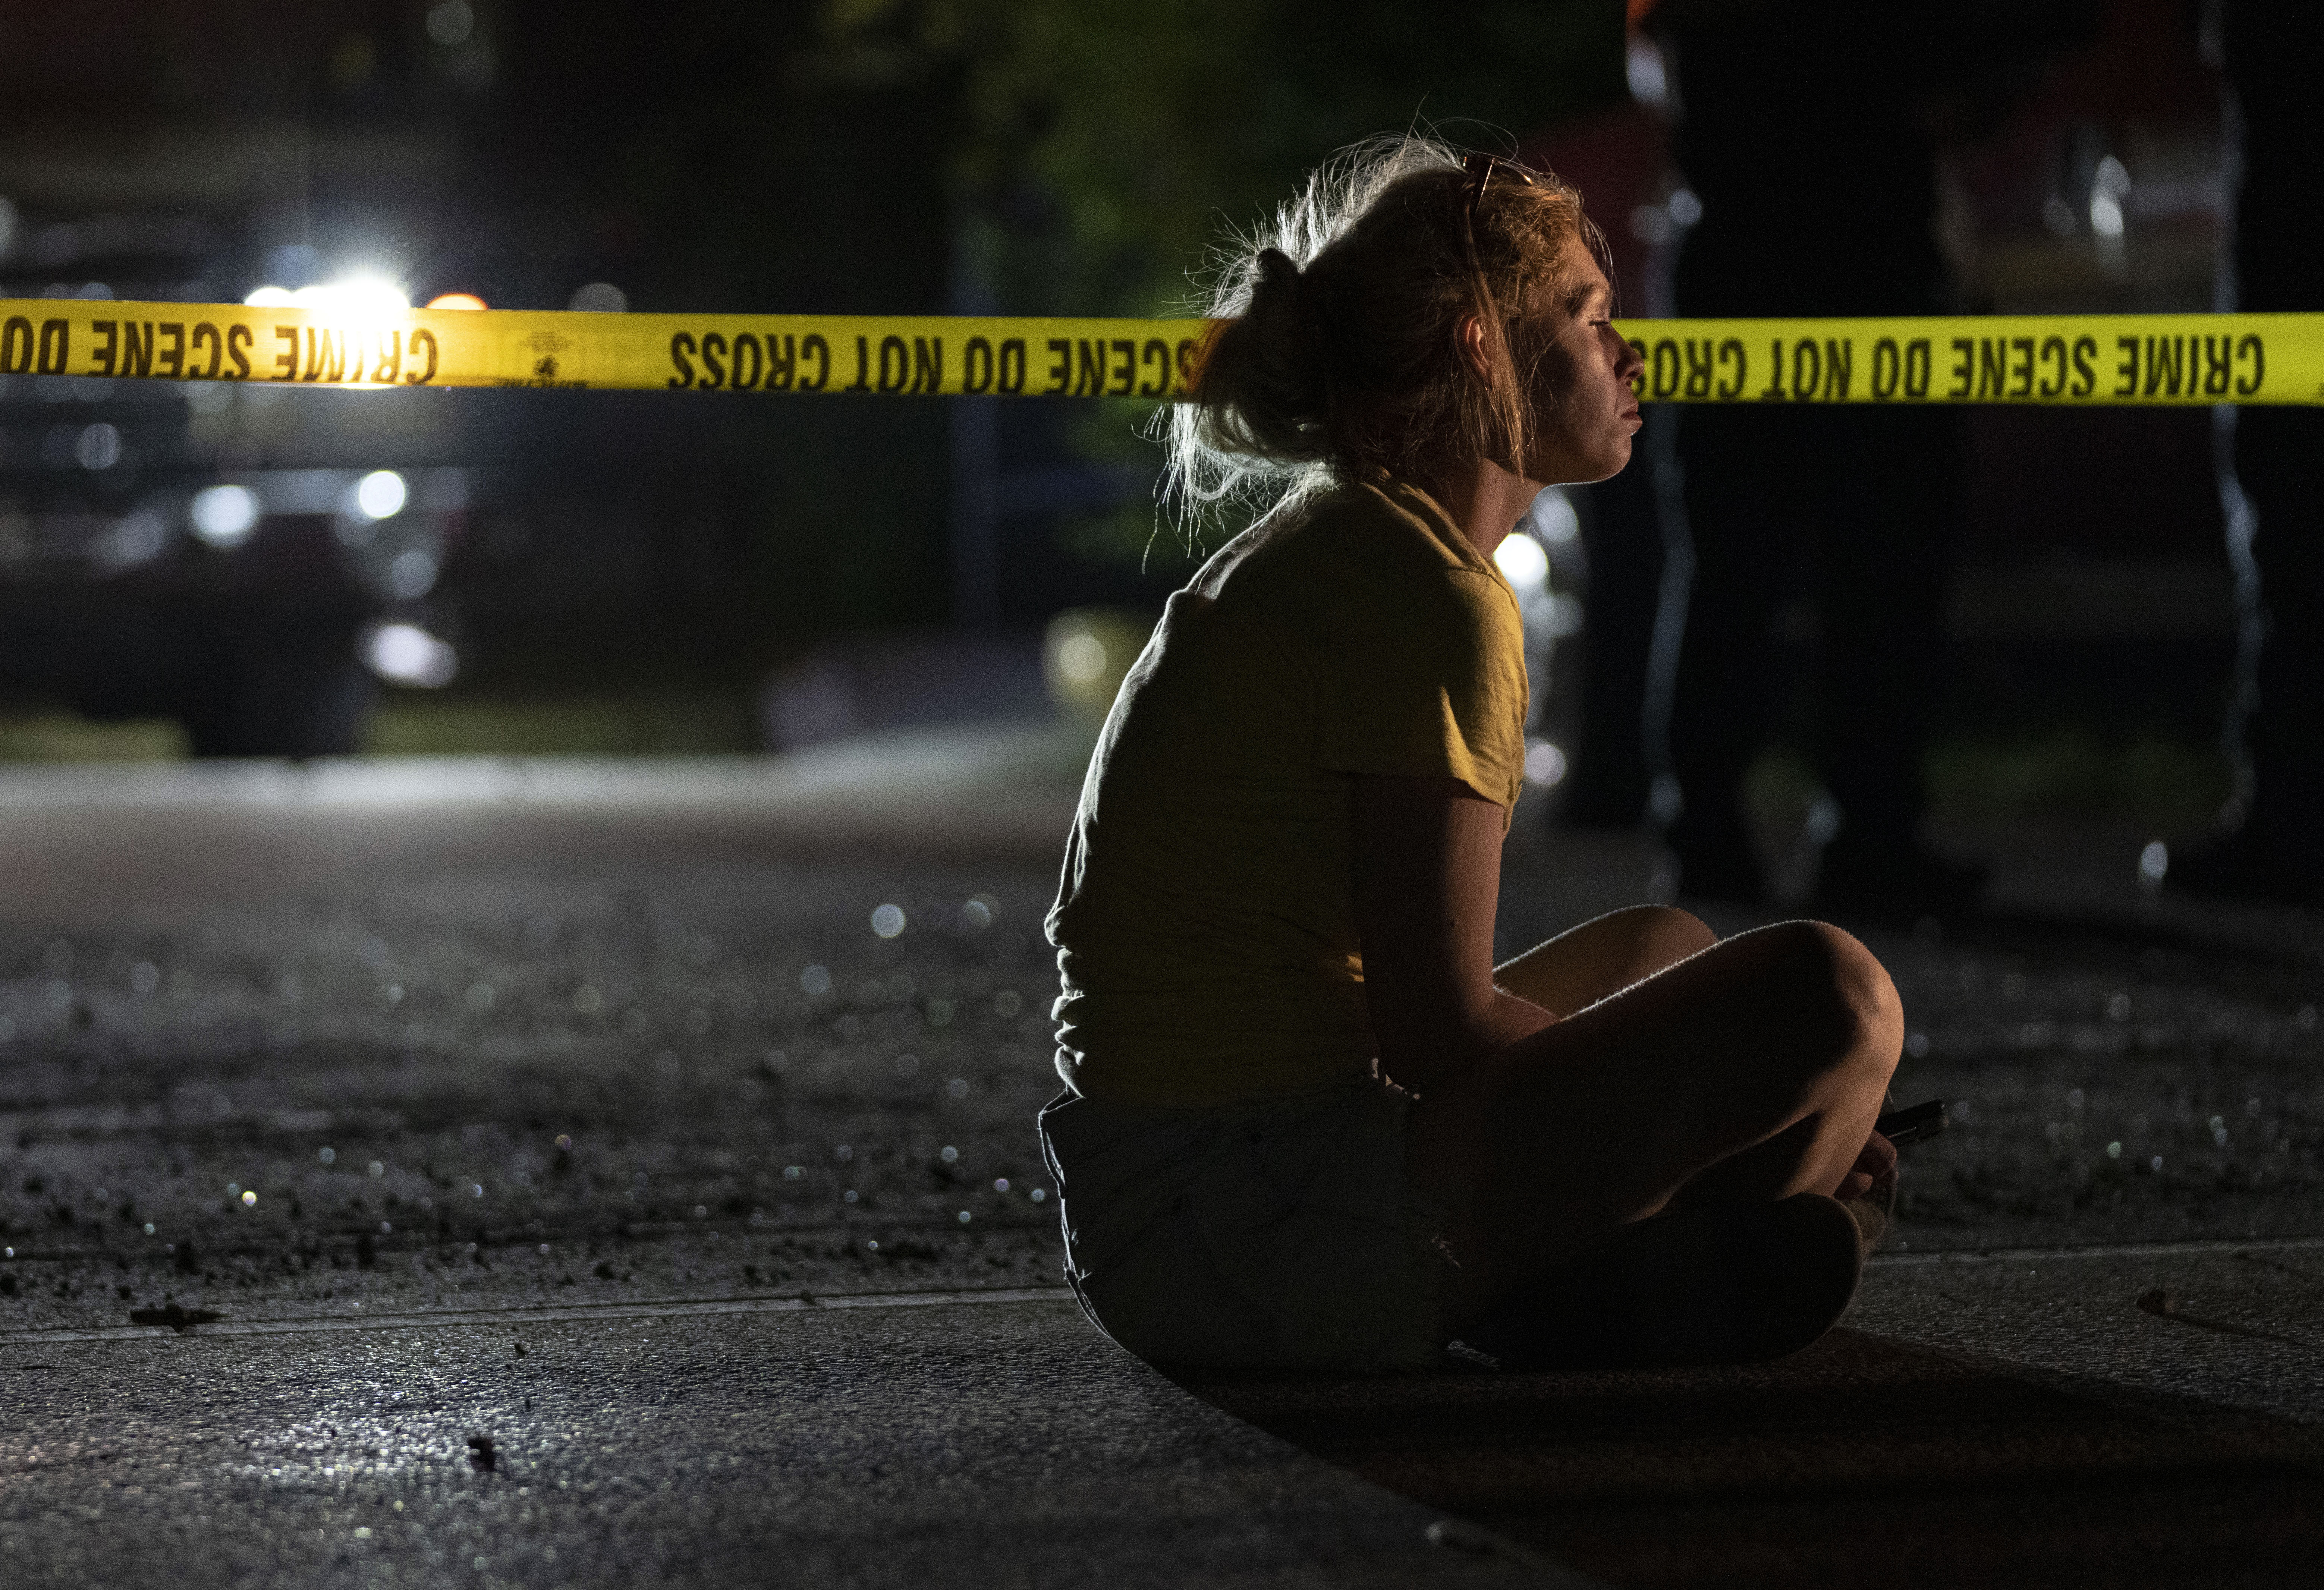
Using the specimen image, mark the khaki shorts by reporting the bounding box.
[1036,1077,1453,1372]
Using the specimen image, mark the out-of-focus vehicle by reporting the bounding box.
[0,214,471,756]
[0,6,488,761]
[0,405,469,755]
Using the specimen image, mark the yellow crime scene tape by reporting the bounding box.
[3,300,2321,404]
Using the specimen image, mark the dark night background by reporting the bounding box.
[0,0,2270,844]
[0,2,1624,739]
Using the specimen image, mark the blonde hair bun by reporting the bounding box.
[1163,133,1605,536]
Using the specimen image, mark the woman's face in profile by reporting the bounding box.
[1521,238,1645,487]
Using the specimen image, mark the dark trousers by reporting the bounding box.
[1562,454,1665,828]
[1666,404,1963,867]
[2233,407,2324,851]
[2224,0,2324,864]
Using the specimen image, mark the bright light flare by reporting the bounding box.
[189,484,261,548]
[362,623,459,689]
[427,293,488,311]
[1493,530,1549,593]
[291,278,410,317]
[352,469,408,521]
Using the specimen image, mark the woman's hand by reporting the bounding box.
[1835,1129,1898,1201]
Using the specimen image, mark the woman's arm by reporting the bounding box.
[1351,774,1556,1095]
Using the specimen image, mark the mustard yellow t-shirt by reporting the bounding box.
[1045,478,1529,1107]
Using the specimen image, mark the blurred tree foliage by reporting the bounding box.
[817,0,1628,317]
[811,0,1625,572]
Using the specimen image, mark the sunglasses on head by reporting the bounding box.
[1463,151,1537,228]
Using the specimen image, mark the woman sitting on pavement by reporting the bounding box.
[1038,136,1902,1372]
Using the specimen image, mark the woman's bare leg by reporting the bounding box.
[1406,917,1902,1325]
[1493,905,1718,1018]
[1498,906,1889,1204]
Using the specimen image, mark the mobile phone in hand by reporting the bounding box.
[1877,1098,1949,1147]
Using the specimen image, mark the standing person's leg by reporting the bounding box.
[1809,405,1976,910]
[1406,916,1901,1326]
[2228,407,2324,897]
[1665,407,1796,901]
[1561,456,1666,828]
[2179,4,2324,903]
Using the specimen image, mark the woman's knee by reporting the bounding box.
[1752,919,1902,1084]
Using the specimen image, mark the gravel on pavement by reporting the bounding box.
[0,752,2317,1586]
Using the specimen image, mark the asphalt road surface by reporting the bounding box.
[1,746,2318,1586]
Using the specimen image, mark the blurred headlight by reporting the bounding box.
[291,278,409,317]
[362,623,459,689]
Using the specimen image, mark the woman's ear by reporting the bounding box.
[1455,314,1494,381]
